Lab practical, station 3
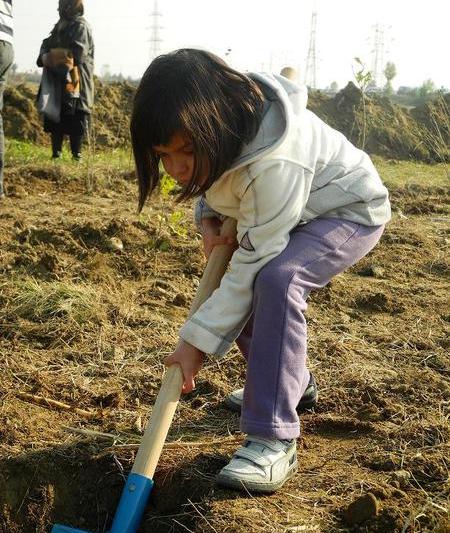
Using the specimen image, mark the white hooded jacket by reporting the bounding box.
[180,73,391,357]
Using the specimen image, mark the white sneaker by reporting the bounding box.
[216,436,297,493]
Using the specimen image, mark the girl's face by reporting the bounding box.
[153,131,197,186]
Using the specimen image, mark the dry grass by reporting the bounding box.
[10,278,107,324]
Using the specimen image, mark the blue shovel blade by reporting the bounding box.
[51,473,154,533]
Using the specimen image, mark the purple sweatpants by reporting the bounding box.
[236,217,385,440]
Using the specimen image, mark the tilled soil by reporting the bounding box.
[0,162,448,533]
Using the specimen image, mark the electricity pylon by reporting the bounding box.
[304,11,318,89]
[371,22,385,88]
[149,0,163,62]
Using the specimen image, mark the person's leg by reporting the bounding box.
[69,111,89,160]
[0,78,6,197]
[69,133,83,160]
[241,218,385,440]
[230,315,317,413]
[0,41,14,198]
[51,129,64,158]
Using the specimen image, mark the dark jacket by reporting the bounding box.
[37,16,94,114]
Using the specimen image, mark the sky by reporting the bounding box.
[13,0,450,90]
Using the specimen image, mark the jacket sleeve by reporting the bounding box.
[180,160,314,356]
[36,35,54,67]
[68,21,92,65]
[194,196,226,230]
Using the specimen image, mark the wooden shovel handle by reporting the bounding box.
[132,217,237,478]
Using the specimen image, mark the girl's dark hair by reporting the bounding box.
[131,48,265,211]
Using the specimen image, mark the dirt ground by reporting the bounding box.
[0,160,449,533]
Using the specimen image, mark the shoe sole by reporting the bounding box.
[216,462,298,493]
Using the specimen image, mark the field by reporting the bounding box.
[0,143,449,533]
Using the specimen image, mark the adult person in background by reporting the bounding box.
[36,0,94,161]
[0,0,13,200]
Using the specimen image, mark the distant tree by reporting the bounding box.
[383,61,397,95]
[330,81,339,93]
[324,81,339,95]
[419,78,436,97]
[9,62,18,82]
[101,63,111,82]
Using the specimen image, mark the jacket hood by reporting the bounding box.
[229,72,308,172]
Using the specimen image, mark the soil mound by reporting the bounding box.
[3,83,46,144]
[91,79,136,146]
[308,82,450,162]
[3,79,136,148]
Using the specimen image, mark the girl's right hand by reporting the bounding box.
[164,339,205,394]
[201,217,237,259]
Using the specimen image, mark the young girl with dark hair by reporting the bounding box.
[131,48,391,493]
[37,0,94,161]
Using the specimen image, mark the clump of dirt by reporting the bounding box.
[345,493,379,525]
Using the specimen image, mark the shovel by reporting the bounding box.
[52,217,237,533]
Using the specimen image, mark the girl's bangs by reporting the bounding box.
[143,108,183,149]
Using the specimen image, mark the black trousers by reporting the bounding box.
[46,110,89,158]
[51,129,83,158]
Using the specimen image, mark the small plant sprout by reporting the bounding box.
[352,57,374,150]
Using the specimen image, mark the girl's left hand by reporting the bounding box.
[164,340,205,393]
[201,217,237,259]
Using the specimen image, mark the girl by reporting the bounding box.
[37,0,94,161]
[131,49,391,493]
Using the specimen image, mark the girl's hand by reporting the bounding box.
[164,340,205,393]
[201,217,237,259]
